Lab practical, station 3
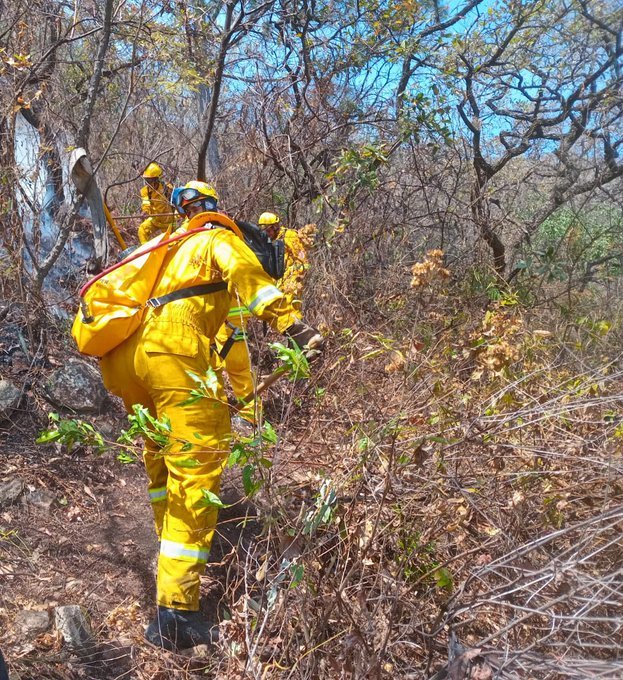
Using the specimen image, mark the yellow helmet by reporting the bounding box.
[258,211,280,227]
[183,180,218,201]
[172,180,219,214]
[142,162,163,179]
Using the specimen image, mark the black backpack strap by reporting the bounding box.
[146,281,228,308]
[216,322,246,360]
[217,333,237,360]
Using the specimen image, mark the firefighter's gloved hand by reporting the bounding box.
[285,321,324,358]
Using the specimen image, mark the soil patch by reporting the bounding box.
[0,397,259,679]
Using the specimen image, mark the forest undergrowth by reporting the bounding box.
[2,0,622,675]
[2,243,623,680]
[220,247,623,679]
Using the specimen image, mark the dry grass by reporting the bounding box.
[205,241,623,679]
[2,228,622,679]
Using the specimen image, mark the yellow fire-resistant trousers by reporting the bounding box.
[101,333,230,611]
[138,217,174,245]
[214,320,261,424]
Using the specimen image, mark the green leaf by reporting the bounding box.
[290,563,304,588]
[195,489,230,509]
[178,393,203,407]
[434,567,453,591]
[137,406,148,427]
[269,341,310,381]
[35,430,62,444]
[177,457,200,468]
[261,420,278,444]
[228,442,246,467]
[36,412,106,453]
[179,368,220,405]
[241,464,262,496]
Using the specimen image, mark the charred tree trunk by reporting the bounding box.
[197,3,234,182]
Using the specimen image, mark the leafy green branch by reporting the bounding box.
[269,341,311,381]
[36,413,106,453]
[178,367,220,406]
[117,404,172,451]
[228,421,277,496]
[37,404,175,464]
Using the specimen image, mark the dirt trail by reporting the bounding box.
[0,399,259,679]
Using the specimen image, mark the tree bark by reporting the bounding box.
[197,3,234,181]
[77,0,114,151]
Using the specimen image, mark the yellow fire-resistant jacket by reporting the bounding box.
[141,182,172,218]
[137,224,300,356]
[138,182,176,243]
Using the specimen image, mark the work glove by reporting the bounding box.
[284,321,324,358]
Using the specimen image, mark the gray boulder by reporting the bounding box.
[44,359,107,414]
[15,609,50,637]
[25,488,57,511]
[0,478,25,506]
[0,379,21,421]
[55,604,96,656]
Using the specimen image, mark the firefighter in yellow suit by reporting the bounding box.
[100,181,322,651]
[138,162,176,244]
[258,211,309,311]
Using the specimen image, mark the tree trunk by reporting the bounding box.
[471,177,506,275]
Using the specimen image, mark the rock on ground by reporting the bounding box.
[0,379,21,421]
[44,358,107,414]
[14,610,50,638]
[55,604,96,656]
[0,478,25,507]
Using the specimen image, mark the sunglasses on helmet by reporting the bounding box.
[178,189,218,211]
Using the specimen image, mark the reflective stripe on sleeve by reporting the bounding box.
[149,486,167,503]
[227,306,251,319]
[247,285,282,313]
[160,538,209,563]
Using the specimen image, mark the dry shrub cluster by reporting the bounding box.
[211,239,623,679]
[3,220,622,680]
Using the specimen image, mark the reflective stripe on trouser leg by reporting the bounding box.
[135,348,231,611]
[156,423,228,610]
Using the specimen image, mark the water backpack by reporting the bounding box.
[235,220,285,280]
[71,211,274,357]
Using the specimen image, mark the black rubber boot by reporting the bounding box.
[145,606,218,651]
